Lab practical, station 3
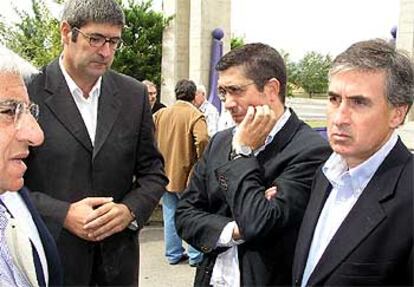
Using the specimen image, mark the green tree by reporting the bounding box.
[0,0,62,68]
[0,0,170,87]
[279,49,298,98]
[112,0,172,86]
[231,36,244,50]
[294,51,332,97]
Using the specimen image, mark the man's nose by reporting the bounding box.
[98,42,113,58]
[332,102,351,126]
[16,113,44,147]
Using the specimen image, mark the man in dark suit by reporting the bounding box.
[24,0,168,286]
[175,43,331,286]
[293,39,413,286]
[0,49,62,286]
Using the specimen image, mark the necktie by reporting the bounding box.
[30,240,46,287]
[0,200,31,286]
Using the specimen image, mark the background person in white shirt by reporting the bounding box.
[194,84,219,137]
[0,49,62,286]
[293,39,413,286]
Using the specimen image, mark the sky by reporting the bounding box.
[1,0,400,61]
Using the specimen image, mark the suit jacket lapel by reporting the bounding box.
[293,172,331,284]
[43,60,93,153]
[93,73,122,159]
[19,187,63,286]
[307,139,409,285]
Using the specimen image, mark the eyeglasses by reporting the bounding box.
[73,27,123,50]
[217,82,256,102]
[0,100,40,129]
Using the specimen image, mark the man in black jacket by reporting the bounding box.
[175,43,331,286]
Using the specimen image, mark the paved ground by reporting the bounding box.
[140,224,195,287]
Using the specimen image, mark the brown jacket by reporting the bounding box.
[154,100,209,192]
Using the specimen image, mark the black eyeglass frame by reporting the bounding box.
[72,27,123,50]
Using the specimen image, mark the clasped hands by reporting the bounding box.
[63,197,135,242]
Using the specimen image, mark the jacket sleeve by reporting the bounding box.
[121,89,169,229]
[175,137,233,253]
[215,133,331,242]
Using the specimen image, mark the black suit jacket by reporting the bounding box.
[24,59,168,285]
[19,187,63,286]
[293,139,413,286]
[175,110,331,286]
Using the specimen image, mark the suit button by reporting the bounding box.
[201,246,212,253]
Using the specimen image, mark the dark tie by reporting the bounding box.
[30,240,46,287]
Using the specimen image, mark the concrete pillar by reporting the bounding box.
[397,0,414,120]
[160,0,231,106]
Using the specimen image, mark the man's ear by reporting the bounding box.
[61,21,72,45]
[390,104,409,128]
[264,78,280,103]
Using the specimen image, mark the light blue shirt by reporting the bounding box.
[301,132,398,287]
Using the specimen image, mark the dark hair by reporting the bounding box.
[174,79,197,102]
[330,38,414,113]
[62,0,125,40]
[216,42,287,103]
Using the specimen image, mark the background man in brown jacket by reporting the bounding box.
[153,79,209,267]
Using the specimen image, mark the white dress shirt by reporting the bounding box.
[199,100,219,137]
[59,56,101,146]
[301,132,398,287]
[211,108,291,287]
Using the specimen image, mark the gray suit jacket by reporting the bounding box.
[25,59,168,285]
[293,139,413,286]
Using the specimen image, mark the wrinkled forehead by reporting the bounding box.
[0,72,28,102]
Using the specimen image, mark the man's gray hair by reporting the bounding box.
[0,46,39,85]
[142,80,156,88]
[197,84,207,95]
[62,0,125,28]
[330,38,414,112]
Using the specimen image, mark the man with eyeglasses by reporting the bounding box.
[24,0,168,286]
[175,43,331,286]
[142,79,166,114]
[0,49,63,286]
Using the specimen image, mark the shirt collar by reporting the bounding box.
[232,107,291,155]
[59,55,102,101]
[323,132,399,196]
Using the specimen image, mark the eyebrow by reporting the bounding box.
[89,32,121,39]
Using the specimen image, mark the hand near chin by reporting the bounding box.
[233,105,277,150]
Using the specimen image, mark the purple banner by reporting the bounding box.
[208,28,224,114]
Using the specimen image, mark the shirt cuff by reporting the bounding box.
[216,221,245,247]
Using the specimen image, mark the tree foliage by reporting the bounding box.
[231,36,244,50]
[112,0,171,86]
[0,0,62,68]
[0,0,171,87]
[290,51,332,97]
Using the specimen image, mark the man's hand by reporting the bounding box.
[63,197,114,241]
[83,202,135,241]
[232,224,241,241]
[265,185,278,201]
[233,105,277,151]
